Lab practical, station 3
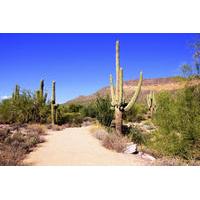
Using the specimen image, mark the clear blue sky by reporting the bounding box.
[0,33,196,103]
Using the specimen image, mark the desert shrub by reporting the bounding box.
[102,133,130,153]
[27,124,47,135]
[66,104,83,113]
[0,90,51,124]
[95,95,114,127]
[57,111,83,126]
[124,103,147,122]
[0,126,46,166]
[94,129,108,141]
[0,144,25,166]
[80,103,97,118]
[148,85,200,160]
[50,125,65,131]
[128,127,147,145]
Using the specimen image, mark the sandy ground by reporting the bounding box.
[24,127,150,166]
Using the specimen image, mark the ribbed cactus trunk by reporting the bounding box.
[40,80,44,99]
[110,41,143,135]
[115,107,123,135]
[115,41,123,135]
[51,81,56,125]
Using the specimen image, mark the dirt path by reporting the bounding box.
[24,127,151,166]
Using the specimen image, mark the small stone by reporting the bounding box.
[138,152,156,161]
[124,143,138,154]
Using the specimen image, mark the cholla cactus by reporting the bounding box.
[147,91,156,117]
[110,41,143,135]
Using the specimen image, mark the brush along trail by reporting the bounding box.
[24,127,151,166]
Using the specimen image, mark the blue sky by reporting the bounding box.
[0,33,196,103]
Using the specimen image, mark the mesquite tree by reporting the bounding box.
[110,41,143,135]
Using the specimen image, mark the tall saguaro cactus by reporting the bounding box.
[110,41,143,135]
[147,91,156,117]
[51,81,56,125]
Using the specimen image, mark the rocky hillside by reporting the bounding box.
[66,77,200,105]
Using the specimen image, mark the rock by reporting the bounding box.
[138,152,156,161]
[123,143,138,154]
[82,121,92,127]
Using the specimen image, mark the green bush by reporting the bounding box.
[56,105,84,126]
[148,85,200,160]
[95,95,114,127]
[0,90,51,124]
[66,104,83,113]
[124,103,147,122]
[128,127,147,145]
[80,102,97,118]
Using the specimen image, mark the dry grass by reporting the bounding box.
[90,124,131,153]
[102,134,131,153]
[27,124,47,135]
[0,125,46,166]
[95,129,108,141]
[89,124,108,140]
[0,144,25,166]
[46,124,63,131]
[89,124,102,134]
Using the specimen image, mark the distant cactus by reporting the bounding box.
[110,41,143,135]
[51,81,58,125]
[36,80,47,104]
[147,91,156,117]
[12,85,20,100]
[40,80,44,98]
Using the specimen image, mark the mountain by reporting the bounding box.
[65,77,200,105]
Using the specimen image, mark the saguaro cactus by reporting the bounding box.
[110,41,143,135]
[51,81,59,125]
[147,91,156,117]
[12,85,20,100]
[40,80,44,99]
[36,80,47,104]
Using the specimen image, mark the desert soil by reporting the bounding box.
[24,127,151,166]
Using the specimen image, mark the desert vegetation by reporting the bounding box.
[89,40,200,165]
[0,124,46,165]
[1,38,200,166]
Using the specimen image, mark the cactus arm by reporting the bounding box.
[110,74,116,106]
[124,72,143,111]
[119,67,123,105]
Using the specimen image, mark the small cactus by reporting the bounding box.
[110,41,143,134]
[147,91,156,117]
